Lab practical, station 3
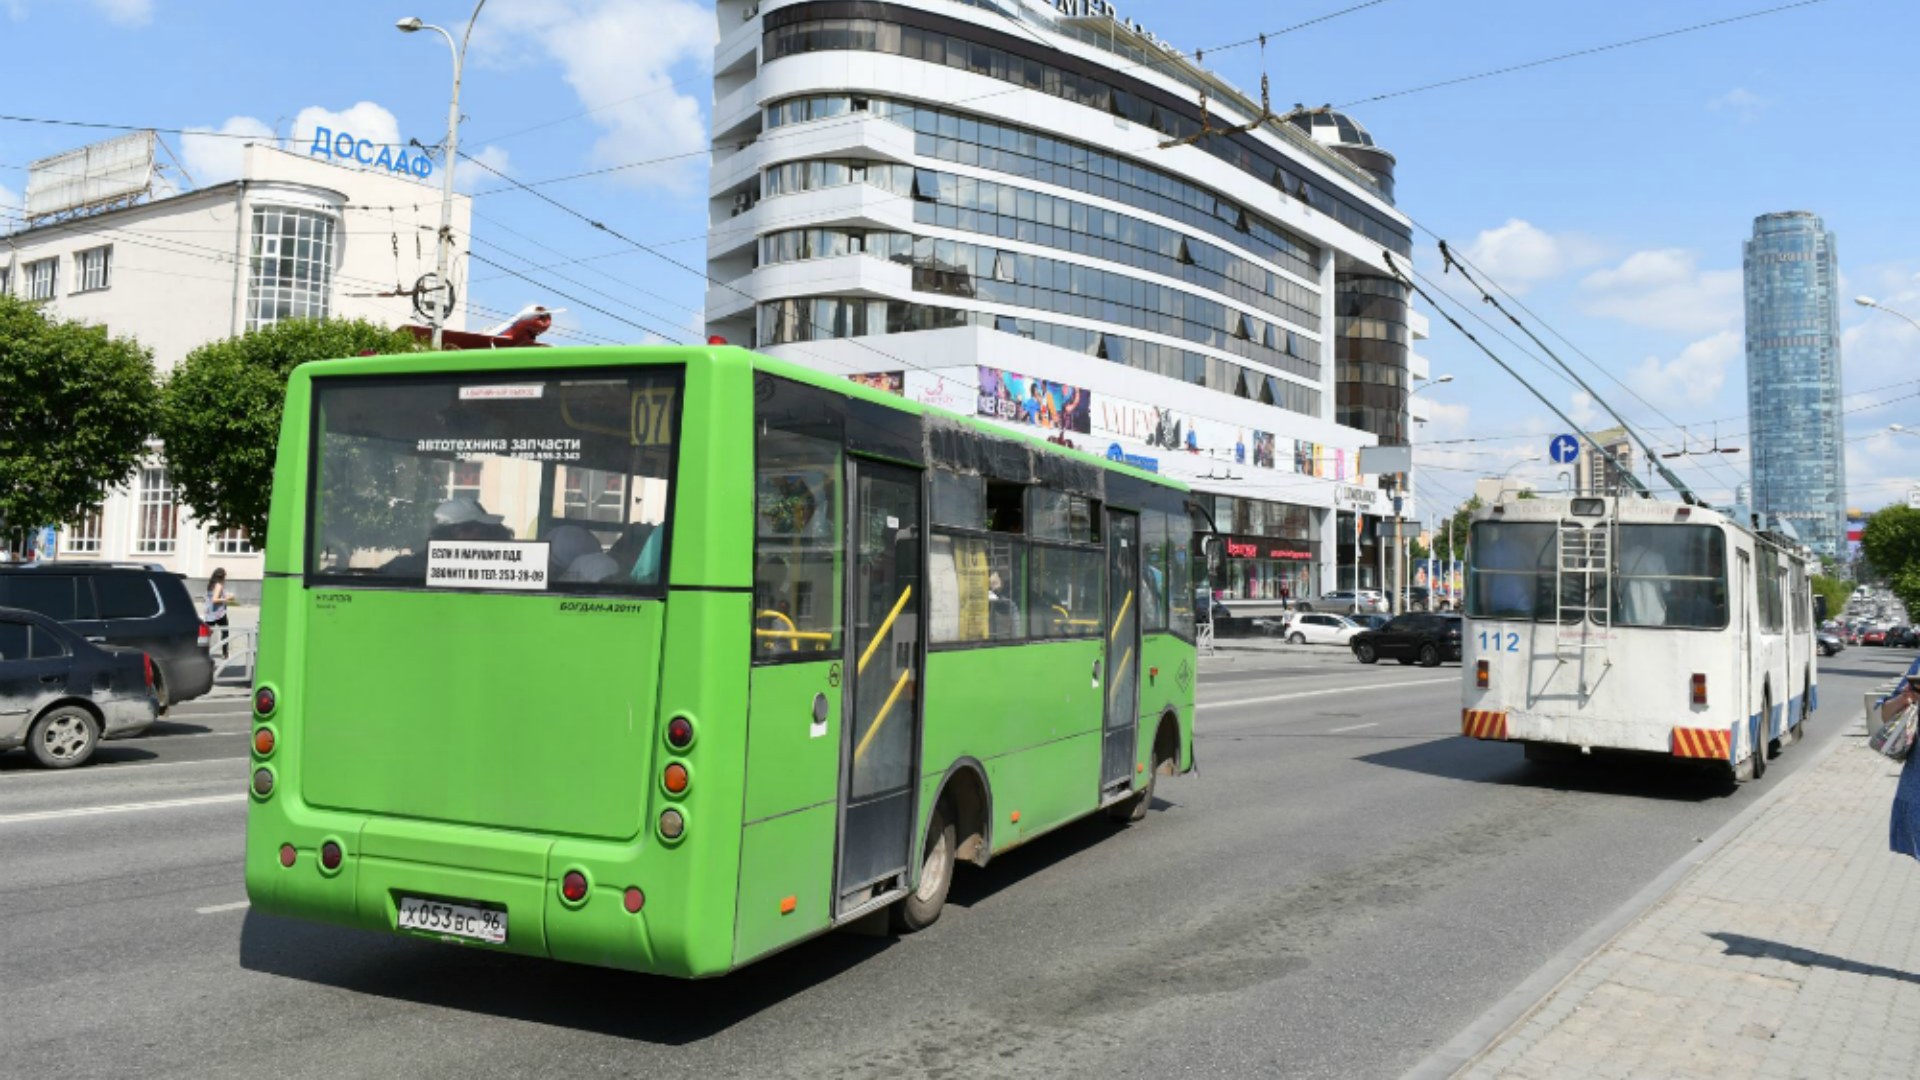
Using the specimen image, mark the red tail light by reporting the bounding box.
[197,623,210,647]
[665,716,694,750]
[278,843,297,868]
[143,654,154,690]
[1475,660,1489,689]
[319,841,342,871]
[1691,673,1708,706]
[561,870,589,903]
[623,887,645,913]
[254,687,276,717]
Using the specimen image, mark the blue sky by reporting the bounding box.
[2,0,1913,519]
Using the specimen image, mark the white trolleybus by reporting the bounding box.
[1459,494,1819,782]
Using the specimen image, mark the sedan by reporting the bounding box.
[1284,613,1363,646]
[1312,590,1390,615]
[1351,613,1464,667]
[0,606,160,768]
[1863,627,1888,647]
[1817,632,1844,657]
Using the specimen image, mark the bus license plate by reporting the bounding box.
[396,896,507,944]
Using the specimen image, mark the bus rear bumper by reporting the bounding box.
[1471,708,1721,757]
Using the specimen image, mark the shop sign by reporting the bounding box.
[1335,484,1382,513]
[306,126,433,178]
[1106,443,1159,473]
[1216,533,1312,562]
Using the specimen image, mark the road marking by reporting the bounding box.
[0,793,246,825]
[0,756,248,780]
[1198,676,1457,712]
[1329,722,1380,733]
[196,900,251,915]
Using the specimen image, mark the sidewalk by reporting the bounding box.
[1458,719,1920,1079]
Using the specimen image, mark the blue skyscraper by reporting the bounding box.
[1743,211,1846,558]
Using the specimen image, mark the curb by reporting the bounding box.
[1398,716,1860,1080]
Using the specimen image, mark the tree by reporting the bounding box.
[0,295,158,542]
[1809,574,1851,622]
[1860,504,1920,616]
[156,319,419,541]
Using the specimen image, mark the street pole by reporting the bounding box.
[398,1,488,351]
[1402,375,1454,616]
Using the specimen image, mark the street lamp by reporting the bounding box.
[1395,374,1455,613]
[1857,296,1920,335]
[397,1,488,350]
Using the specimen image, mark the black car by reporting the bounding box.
[0,606,160,768]
[1351,613,1463,667]
[1888,626,1918,649]
[0,564,214,706]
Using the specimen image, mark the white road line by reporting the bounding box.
[1329,722,1380,733]
[0,793,246,825]
[196,900,251,915]
[1,756,248,780]
[1197,676,1457,712]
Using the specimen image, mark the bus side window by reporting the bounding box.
[754,427,843,661]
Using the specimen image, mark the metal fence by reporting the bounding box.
[211,626,257,688]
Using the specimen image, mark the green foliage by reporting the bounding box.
[157,319,418,539]
[1810,574,1852,623]
[0,295,158,535]
[1434,496,1482,559]
[1861,505,1920,615]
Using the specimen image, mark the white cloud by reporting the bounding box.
[178,115,275,187]
[1624,330,1741,407]
[1456,219,1605,294]
[1579,249,1743,334]
[457,144,513,193]
[1569,390,1601,428]
[475,0,713,191]
[1707,87,1769,121]
[89,0,150,24]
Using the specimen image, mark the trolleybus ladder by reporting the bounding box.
[1554,518,1613,663]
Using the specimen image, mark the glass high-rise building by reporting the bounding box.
[1743,211,1845,558]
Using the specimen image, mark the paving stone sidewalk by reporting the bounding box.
[1461,725,1920,1080]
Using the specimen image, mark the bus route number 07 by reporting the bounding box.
[1478,630,1519,653]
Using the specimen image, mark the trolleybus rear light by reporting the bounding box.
[663,762,689,794]
[1476,661,1489,689]
[252,768,274,798]
[279,843,297,868]
[659,809,685,840]
[624,887,645,914]
[253,728,275,756]
[665,716,694,750]
[319,841,342,871]
[254,686,276,717]
[561,870,589,903]
[1691,674,1708,706]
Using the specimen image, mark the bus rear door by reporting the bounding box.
[1102,509,1141,795]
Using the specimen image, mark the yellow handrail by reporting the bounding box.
[1109,590,1134,641]
[1107,645,1135,705]
[858,585,913,675]
[853,669,914,763]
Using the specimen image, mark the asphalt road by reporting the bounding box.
[2,649,1914,1079]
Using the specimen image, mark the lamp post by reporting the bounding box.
[397,1,488,351]
[1396,374,1455,613]
[1857,295,1920,334]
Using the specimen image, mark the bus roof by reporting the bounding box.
[1470,493,1814,559]
[294,344,1186,493]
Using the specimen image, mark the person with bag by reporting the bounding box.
[1883,677,1920,859]
[203,567,233,660]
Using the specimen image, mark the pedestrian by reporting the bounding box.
[204,567,233,660]
[1886,673,1920,860]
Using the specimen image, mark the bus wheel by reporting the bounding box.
[1753,703,1770,777]
[1109,765,1155,824]
[891,801,956,933]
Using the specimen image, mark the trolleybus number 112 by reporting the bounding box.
[1479,630,1519,653]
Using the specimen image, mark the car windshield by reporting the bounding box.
[308,369,681,593]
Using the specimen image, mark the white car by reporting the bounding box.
[1285,613,1363,646]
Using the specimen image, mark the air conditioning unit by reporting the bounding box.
[731,192,752,217]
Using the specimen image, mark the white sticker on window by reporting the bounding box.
[427,541,551,590]
[886,515,900,529]
[459,384,544,400]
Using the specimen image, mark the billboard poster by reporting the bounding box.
[977,366,1091,434]
[1252,431,1276,469]
[847,371,904,395]
[1294,441,1321,477]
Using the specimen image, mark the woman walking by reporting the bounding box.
[204,568,232,660]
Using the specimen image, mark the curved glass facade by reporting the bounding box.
[761,2,1410,254]
[1334,275,1410,445]
[1743,211,1845,558]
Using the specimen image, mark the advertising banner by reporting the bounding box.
[978,366,1092,434]
[847,371,905,395]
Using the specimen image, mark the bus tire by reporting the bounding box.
[891,801,956,933]
[1753,702,1770,778]
[1108,767,1154,823]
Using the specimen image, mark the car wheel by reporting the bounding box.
[28,705,100,769]
[1288,632,1306,645]
[1355,642,1377,663]
[1418,643,1441,668]
[891,800,956,932]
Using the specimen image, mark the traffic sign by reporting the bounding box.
[1549,434,1581,465]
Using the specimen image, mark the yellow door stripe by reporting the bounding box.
[1109,590,1134,641]
[854,669,914,763]
[857,585,913,675]
[1107,645,1135,706]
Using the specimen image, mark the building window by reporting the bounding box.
[25,258,57,301]
[0,267,10,296]
[246,206,336,330]
[74,246,112,292]
[442,460,483,501]
[210,527,254,555]
[134,467,179,555]
[65,501,106,554]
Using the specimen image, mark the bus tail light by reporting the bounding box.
[663,762,689,794]
[253,728,275,756]
[1475,660,1489,689]
[1691,674,1708,706]
[319,841,342,871]
[279,843,297,868]
[254,686,276,717]
[252,768,274,798]
[561,870,589,903]
[665,715,694,750]
[624,887,645,913]
[659,809,685,841]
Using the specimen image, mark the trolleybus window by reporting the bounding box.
[1609,525,1728,630]
[308,370,680,592]
[1467,521,1581,622]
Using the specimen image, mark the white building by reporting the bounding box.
[705,0,1430,619]
[1,141,472,591]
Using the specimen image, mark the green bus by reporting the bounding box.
[244,345,1198,976]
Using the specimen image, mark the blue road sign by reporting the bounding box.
[1549,434,1581,465]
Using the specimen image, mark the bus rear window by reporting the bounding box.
[1611,525,1727,630]
[1467,521,1582,623]
[308,369,680,593]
